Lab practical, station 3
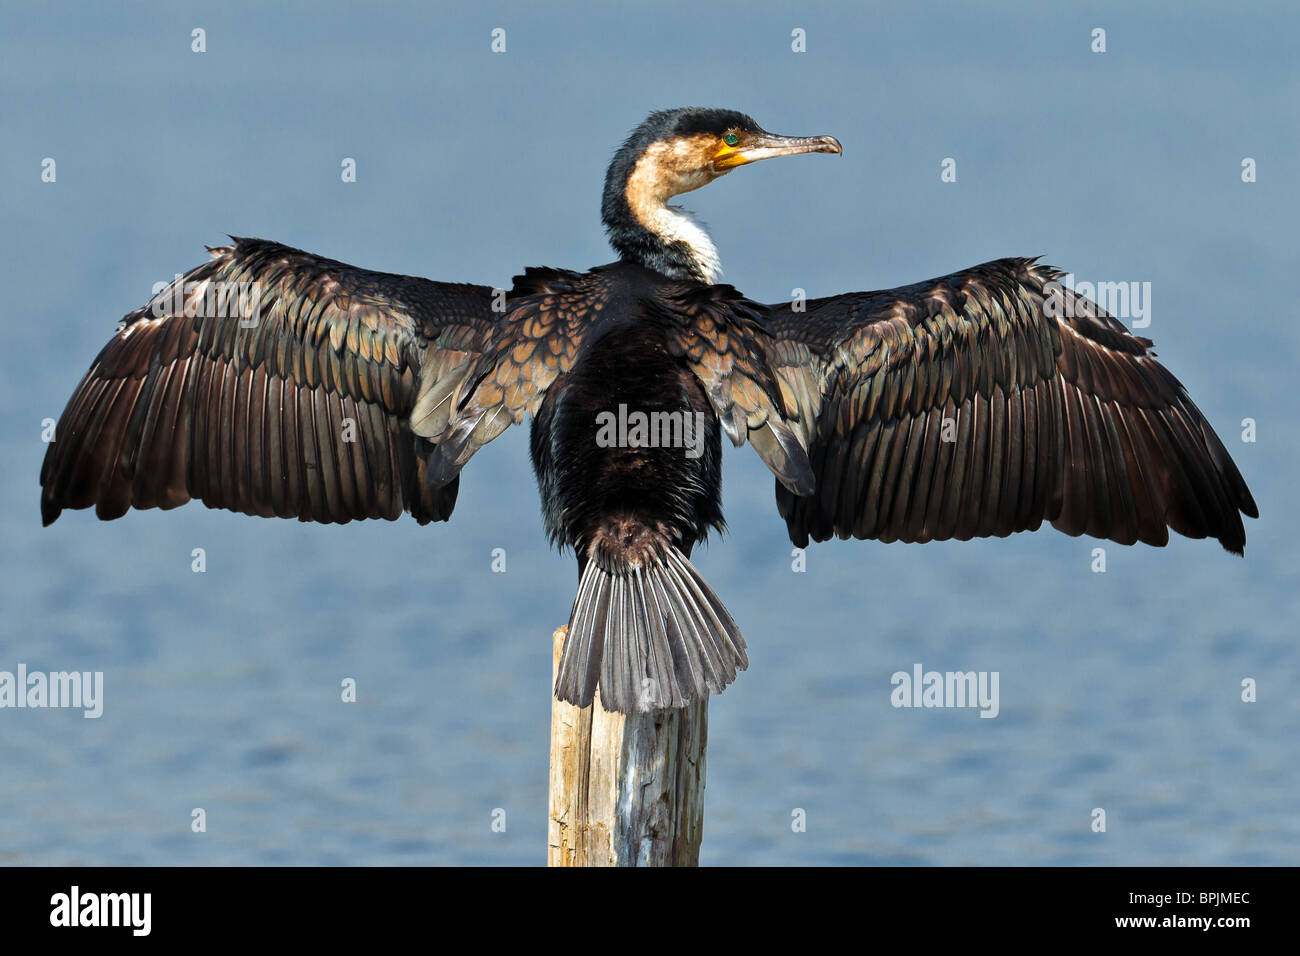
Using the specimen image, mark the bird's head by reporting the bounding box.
[602,107,841,283]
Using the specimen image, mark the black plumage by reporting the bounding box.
[524,264,739,710]
[39,107,1257,713]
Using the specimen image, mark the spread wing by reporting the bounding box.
[756,258,1258,553]
[40,237,500,526]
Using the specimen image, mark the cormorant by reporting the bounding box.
[39,107,1258,713]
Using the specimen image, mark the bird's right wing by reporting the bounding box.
[757,258,1257,553]
[41,237,501,526]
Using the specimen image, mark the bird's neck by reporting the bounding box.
[602,164,721,285]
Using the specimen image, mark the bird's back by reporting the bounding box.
[523,262,725,560]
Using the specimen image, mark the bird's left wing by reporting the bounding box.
[754,258,1257,553]
[40,237,500,526]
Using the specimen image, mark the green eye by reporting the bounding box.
[723,132,739,146]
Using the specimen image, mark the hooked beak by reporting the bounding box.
[714,132,842,170]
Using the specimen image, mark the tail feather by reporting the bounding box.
[562,556,607,706]
[661,554,745,675]
[556,540,747,713]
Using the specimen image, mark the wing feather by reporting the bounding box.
[40,237,501,526]
[759,258,1257,553]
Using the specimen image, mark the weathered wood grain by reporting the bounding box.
[548,626,707,866]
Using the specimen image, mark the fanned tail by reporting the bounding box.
[556,525,746,713]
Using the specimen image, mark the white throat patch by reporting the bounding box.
[624,138,725,284]
[650,204,721,284]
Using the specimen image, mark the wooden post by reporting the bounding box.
[547,626,708,866]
